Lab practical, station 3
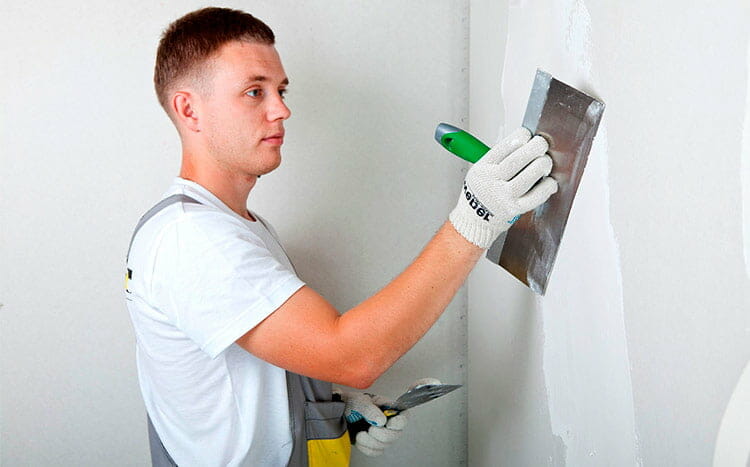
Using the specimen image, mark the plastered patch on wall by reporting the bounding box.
[501,0,640,464]
[537,126,640,466]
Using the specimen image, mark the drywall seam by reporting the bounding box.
[501,0,640,464]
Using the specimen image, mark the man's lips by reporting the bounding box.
[262,133,285,145]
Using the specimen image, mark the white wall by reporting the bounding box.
[0,1,470,465]
[469,1,750,466]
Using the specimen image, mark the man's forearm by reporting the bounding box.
[333,221,483,384]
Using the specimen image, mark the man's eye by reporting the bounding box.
[246,89,261,97]
[279,89,288,99]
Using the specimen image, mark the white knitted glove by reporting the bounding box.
[335,378,441,457]
[449,127,558,248]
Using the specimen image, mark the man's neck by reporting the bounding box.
[179,157,257,222]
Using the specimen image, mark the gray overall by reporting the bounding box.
[127,195,347,467]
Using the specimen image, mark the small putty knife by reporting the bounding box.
[347,384,462,442]
[435,69,605,295]
[375,383,462,416]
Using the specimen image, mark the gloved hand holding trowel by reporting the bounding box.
[438,70,605,293]
[335,378,460,457]
[448,127,557,249]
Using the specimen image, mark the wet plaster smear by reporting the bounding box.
[501,0,639,464]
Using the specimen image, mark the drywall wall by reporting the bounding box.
[0,1,469,465]
[469,1,750,466]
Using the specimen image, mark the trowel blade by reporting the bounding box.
[380,384,462,413]
[486,70,605,295]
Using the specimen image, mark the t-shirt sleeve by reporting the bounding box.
[149,210,305,359]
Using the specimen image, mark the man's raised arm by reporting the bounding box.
[236,128,557,388]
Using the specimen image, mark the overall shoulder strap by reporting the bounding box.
[253,214,299,274]
[126,194,201,262]
[286,372,307,467]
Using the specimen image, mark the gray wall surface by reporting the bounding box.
[0,1,469,465]
[468,1,750,466]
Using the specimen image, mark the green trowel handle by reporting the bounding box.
[434,123,490,163]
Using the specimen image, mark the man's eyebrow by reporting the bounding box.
[244,76,290,85]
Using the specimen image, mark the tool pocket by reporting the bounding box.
[304,400,350,467]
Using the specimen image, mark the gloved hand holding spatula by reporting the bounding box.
[448,127,558,249]
[335,378,457,457]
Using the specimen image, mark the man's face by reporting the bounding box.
[198,41,291,177]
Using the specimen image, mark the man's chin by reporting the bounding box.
[256,155,282,177]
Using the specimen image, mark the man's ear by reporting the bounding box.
[171,91,201,133]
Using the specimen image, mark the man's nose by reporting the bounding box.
[267,94,291,121]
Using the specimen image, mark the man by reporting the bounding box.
[125,7,557,467]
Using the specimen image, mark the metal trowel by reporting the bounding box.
[436,69,605,294]
[374,383,462,416]
[347,384,462,442]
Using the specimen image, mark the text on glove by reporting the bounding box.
[462,181,494,221]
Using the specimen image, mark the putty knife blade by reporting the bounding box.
[486,70,605,294]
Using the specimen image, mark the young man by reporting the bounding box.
[125,7,557,467]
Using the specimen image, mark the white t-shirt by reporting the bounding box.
[125,177,305,466]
